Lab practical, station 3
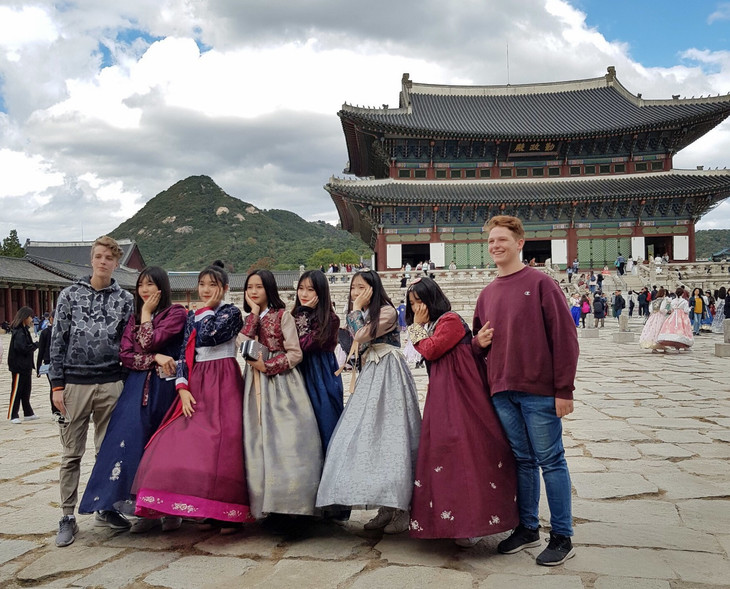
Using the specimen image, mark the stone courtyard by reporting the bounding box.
[0,316,729,589]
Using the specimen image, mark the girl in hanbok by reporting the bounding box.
[316,270,421,534]
[134,261,252,533]
[241,270,322,520]
[639,288,670,352]
[711,287,727,334]
[656,288,694,351]
[80,267,186,532]
[291,270,344,450]
[405,277,518,544]
[569,293,581,327]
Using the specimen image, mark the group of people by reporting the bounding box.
[638,285,729,352]
[9,217,579,567]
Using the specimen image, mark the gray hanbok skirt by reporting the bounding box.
[243,360,323,519]
[316,345,421,511]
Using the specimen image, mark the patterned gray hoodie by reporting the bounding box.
[49,275,134,388]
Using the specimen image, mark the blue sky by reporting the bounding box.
[577,0,730,69]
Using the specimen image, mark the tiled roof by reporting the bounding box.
[341,70,730,139]
[0,256,71,287]
[26,256,139,290]
[25,240,138,267]
[168,271,300,292]
[326,170,730,205]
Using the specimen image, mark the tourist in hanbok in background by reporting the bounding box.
[639,288,670,352]
[80,267,187,532]
[316,269,421,534]
[626,256,634,274]
[701,293,715,332]
[241,269,322,521]
[291,270,343,452]
[656,288,694,352]
[405,277,518,545]
[133,261,252,534]
[569,293,581,327]
[711,287,727,334]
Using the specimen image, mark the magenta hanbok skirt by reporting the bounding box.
[133,357,252,523]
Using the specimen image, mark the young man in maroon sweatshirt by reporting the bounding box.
[473,215,579,566]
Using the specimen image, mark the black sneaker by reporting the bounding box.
[536,531,576,566]
[94,510,131,529]
[56,515,79,547]
[497,523,541,554]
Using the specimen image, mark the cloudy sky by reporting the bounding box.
[2,0,730,246]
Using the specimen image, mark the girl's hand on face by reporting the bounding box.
[206,286,224,309]
[141,290,161,316]
[353,286,373,311]
[245,293,260,315]
[179,389,196,417]
[247,352,267,373]
[413,302,430,325]
[302,294,319,309]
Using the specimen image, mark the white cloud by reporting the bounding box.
[1,0,730,245]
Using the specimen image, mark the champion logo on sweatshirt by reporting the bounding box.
[524,291,531,296]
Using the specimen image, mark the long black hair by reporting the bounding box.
[293,270,334,346]
[244,269,285,312]
[134,266,172,323]
[405,277,451,326]
[347,270,394,338]
[198,260,229,288]
[11,306,33,330]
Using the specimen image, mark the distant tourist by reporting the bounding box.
[36,311,58,420]
[7,306,39,424]
[639,288,670,352]
[50,236,134,547]
[656,288,694,352]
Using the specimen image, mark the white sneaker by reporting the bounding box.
[383,509,410,534]
[363,507,394,530]
[10,418,21,424]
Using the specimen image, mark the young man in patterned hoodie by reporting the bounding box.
[50,236,134,546]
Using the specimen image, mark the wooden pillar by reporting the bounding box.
[33,289,40,316]
[374,234,387,271]
[5,288,12,322]
[688,223,696,262]
[19,288,26,308]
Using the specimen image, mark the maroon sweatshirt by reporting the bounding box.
[472,266,578,400]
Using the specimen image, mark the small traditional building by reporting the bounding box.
[326,67,730,270]
[25,239,146,271]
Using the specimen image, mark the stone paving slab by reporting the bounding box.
[350,565,472,589]
[143,555,256,589]
[71,550,180,589]
[571,472,658,499]
[16,544,124,581]
[574,521,722,552]
[572,499,679,526]
[480,573,584,589]
[593,578,671,589]
[676,499,730,534]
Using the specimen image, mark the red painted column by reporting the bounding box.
[5,288,12,322]
[688,223,696,262]
[566,227,578,269]
[19,288,26,308]
[33,289,40,316]
[375,234,387,271]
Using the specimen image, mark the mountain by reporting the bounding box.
[695,229,730,259]
[110,176,370,271]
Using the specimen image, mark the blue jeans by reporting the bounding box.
[491,391,573,536]
[691,314,702,335]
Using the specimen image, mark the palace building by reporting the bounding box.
[326,67,730,270]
